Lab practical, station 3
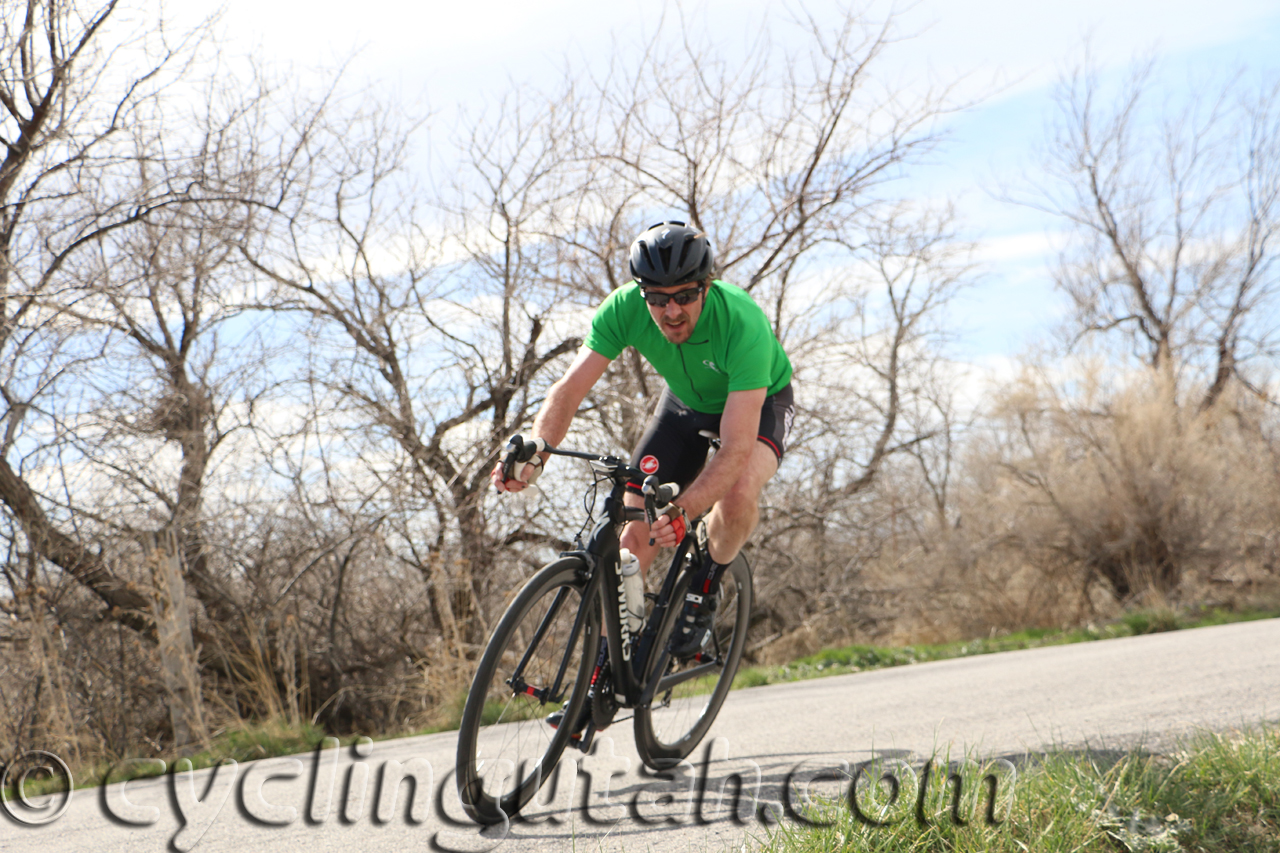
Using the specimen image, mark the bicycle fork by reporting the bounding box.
[570,645,611,753]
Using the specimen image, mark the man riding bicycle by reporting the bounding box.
[491,220,794,732]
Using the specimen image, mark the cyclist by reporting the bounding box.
[491,220,794,729]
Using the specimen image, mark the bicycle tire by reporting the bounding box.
[455,556,600,824]
[633,553,752,769]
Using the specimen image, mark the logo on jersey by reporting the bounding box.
[640,455,660,474]
[703,359,726,375]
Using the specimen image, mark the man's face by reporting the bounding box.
[643,281,706,344]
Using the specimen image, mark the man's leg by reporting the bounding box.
[671,441,778,657]
[702,441,780,564]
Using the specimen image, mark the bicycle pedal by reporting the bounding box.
[571,721,598,753]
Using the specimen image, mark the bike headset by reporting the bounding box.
[629,221,714,288]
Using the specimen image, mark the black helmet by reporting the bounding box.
[628,221,714,287]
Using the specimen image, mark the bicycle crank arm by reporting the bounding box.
[637,655,720,706]
[653,660,720,695]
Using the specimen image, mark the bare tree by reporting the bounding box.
[1023,57,1280,409]
[1,0,169,638]
[955,56,1280,614]
[744,208,972,649]
[582,9,963,319]
[0,1,320,750]
[0,1,278,632]
[242,6,974,663]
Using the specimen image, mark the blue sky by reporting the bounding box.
[198,0,1280,365]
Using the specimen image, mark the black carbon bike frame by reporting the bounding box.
[535,447,721,746]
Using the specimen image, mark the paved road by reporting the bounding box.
[4,618,1277,852]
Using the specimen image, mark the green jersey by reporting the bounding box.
[583,280,793,414]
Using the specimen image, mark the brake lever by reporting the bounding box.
[501,436,523,482]
[642,475,658,545]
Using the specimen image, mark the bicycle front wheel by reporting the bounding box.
[455,556,600,824]
[633,553,752,769]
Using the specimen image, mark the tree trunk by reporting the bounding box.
[145,528,207,751]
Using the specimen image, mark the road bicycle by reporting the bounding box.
[454,436,753,825]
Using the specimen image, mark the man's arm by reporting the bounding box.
[491,347,612,492]
[663,387,767,519]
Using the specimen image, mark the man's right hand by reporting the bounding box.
[492,436,547,493]
[491,459,541,492]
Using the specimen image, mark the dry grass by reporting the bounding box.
[893,366,1280,641]
[746,365,1280,661]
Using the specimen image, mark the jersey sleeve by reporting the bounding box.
[582,288,630,359]
[723,305,776,392]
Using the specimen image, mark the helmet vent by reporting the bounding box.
[676,239,693,272]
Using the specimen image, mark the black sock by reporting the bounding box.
[691,557,730,595]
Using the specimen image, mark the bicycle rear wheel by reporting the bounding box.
[455,557,600,824]
[633,553,751,769]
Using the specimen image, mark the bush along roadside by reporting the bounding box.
[758,725,1280,853]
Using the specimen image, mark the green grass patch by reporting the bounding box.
[2,718,350,800]
[172,719,334,769]
[757,726,1280,853]
[733,606,1280,691]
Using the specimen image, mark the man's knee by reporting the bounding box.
[736,442,779,496]
[620,521,656,555]
[715,444,776,516]
[719,479,760,517]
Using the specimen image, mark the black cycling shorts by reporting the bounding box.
[626,383,795,494]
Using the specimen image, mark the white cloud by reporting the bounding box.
[975,230,1062,264]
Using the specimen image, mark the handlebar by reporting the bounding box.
[500,435,681,524]
[504,436,638,483]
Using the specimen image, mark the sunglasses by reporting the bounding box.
[640,283,705,308]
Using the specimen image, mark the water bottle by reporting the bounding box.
[618,548,645,633]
